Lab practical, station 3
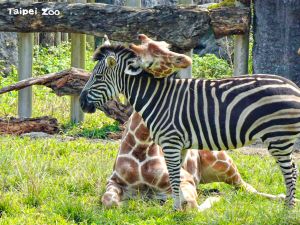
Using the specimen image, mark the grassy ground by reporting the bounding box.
[1,43,300,224]
[0,136,299,224]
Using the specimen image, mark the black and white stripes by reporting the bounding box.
[80,45,299,209]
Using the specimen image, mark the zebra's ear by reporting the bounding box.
[124,58,143,76]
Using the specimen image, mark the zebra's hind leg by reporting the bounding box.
[268,140,297,207]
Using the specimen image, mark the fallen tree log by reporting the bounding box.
[101,100,133,125]
[0,2,250,51]
[0,68,133,124]
[0,68,89,96]
[0,116,59,135]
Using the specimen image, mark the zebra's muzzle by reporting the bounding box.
[79,90,96,113]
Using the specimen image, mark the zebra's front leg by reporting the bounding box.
[162,145,184,210]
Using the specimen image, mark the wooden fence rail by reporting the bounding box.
[0,2,250,51]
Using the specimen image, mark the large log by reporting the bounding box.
[0,2,250,51]
[0,116,59,135]
[209,7,250,38]
[101,100,133,125]
[0,68,132,124]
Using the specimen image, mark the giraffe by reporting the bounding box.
[129,34,192,78]
[102,112,286,210]
[100,34,286,210]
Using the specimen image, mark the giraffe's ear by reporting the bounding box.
[124,58,143,76]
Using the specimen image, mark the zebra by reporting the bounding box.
[80,44,299,210]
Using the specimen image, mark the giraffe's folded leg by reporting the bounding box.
[101,178,123,208]
[237,179,300,202]
[199,151,298,203]
[234,178,300,202]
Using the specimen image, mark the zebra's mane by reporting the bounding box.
[93,45,136,61]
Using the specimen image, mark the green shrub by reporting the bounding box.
[208,0,235,10]
[32,43,96,76]
[192,54,232,79]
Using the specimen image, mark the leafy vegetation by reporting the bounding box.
[32,43,96,76]
[208,0,235,10]
[192,54,232,79]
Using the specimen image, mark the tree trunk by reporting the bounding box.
[0,2,250,51]
[0,116,59,135]
[39,32,55,47]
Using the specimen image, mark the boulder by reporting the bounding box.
[253,0,300,85]
[0,32,18,76]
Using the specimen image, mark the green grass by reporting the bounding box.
[0,136,299,224]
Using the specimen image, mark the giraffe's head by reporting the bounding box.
[129,34,192,78]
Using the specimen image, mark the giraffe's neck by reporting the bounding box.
[119,111,156,159]
[114,111,244,194]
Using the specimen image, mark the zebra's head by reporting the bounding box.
[79,39,142,113]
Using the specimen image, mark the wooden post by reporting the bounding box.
[55,0,62,46]
[34,33,39,45]
[17,0,33,118]
[178,0,193,79]
[61,0,68,42]
[55,32,62,46]
[233,0,249,76]
[18,34,33,118]
[70,0,86,123]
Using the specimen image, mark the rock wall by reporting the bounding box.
[0,32,18,76]
[253,0,300,85]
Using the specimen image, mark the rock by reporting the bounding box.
[0,32,18,76]
[253,0,300,85]
[21,132,75,141]
[21,132,53,139]
[194,28,233,61]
